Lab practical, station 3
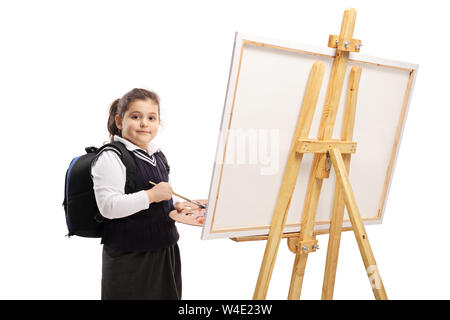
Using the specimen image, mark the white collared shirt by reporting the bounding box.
[91,135,180,219]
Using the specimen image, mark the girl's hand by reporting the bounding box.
[146,182,173,204]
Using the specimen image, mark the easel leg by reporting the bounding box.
[253,61,325,300]
[321,174,347,299]
[287,9,357,300]
[289,245,309,298]
[322,66,361,299]
[329,148,388,300]
[288,171,323,299]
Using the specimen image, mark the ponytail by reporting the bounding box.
[107,98,121,142]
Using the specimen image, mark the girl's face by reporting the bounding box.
[115,98,160,150]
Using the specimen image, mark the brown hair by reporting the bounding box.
[107,88,161,142]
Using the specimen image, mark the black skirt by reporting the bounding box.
[101,243,181,300]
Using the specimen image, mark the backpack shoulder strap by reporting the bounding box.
[154,150,170,174]
[97,141,137,193]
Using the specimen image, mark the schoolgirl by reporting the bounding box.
[91,88,203,299]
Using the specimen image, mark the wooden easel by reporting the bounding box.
[233,8,387,300]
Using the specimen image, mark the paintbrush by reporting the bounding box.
[149,181,207,209]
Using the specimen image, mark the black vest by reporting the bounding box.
[101,149,179,251]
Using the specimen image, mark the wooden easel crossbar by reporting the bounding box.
[233,8,388,300]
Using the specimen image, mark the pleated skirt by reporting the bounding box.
[101,243,181,300]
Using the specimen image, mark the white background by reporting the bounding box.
[0,0,448,300]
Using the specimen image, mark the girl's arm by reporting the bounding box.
[91,151,150,219]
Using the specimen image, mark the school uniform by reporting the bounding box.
[91,135,182,300]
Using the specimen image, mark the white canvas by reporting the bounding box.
[202,32,418,240]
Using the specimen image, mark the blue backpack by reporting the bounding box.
[63,141,170,238]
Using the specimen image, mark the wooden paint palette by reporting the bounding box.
[169,206,205,227]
